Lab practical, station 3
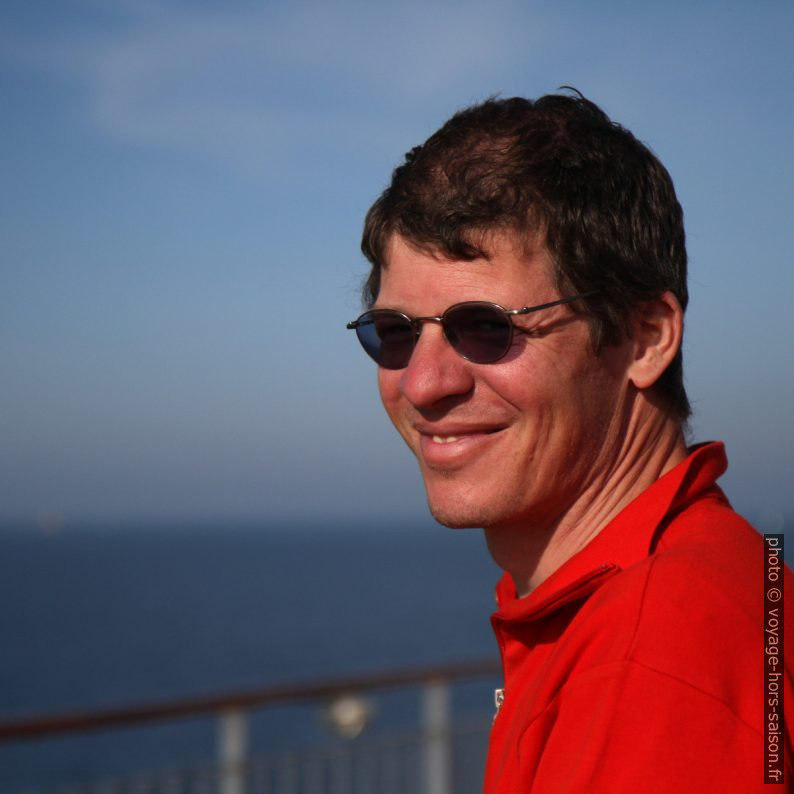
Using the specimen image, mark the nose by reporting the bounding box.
[398,321,475,409]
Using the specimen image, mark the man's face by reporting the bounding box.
[375,233,635,531]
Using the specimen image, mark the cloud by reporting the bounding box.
[1,0,543,176]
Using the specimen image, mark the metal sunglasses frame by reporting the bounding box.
[346,291,597,365]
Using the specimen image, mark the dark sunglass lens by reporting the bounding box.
[356,312,414,369]
[444,304,512,363]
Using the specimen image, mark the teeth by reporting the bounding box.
[432,435,460,444]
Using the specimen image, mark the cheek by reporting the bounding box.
[377,370,420,454]
[377,370,403,418]
[483,357,560,414]
[485,352,612,444]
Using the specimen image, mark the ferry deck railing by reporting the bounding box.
[0,658,501,794]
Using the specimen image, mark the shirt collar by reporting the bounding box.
[493,441,728,622]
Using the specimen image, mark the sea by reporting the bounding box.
[0,520,503,792]
[1,516,790,792]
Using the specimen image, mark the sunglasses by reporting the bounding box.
[347,292,595,369]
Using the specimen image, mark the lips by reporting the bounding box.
[416,425,507,467]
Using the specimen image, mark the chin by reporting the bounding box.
[423,473,544,531]
[428,508,481,529]
[425,485,504,530]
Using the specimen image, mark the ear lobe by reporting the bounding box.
[627,291,684,390]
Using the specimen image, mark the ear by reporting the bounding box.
[626,291,683,390]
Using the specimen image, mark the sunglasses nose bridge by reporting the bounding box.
[410,315,443,338]
[408,315,459,360]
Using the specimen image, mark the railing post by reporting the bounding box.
[421,679,451,794]
[219,708,248,794]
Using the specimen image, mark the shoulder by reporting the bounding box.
[583,498,770,635]
[583,500,791,734]
[596,494,775,626]
[643,497,767,619]
[637,498,783,633]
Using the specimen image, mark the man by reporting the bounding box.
[347,91,792,791]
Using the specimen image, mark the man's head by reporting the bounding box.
[352,91,689,532]
[361,91,689,421]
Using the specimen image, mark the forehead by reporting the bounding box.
[376,233,557,310]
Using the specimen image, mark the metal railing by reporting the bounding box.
[0,659,501,794]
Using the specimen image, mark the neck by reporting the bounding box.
[484,406,687,598]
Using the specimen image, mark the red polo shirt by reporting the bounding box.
[484,442,793,793]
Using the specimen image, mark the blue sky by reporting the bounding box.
[1,0,792,530]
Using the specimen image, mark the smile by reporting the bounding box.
[418,427,506,466]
